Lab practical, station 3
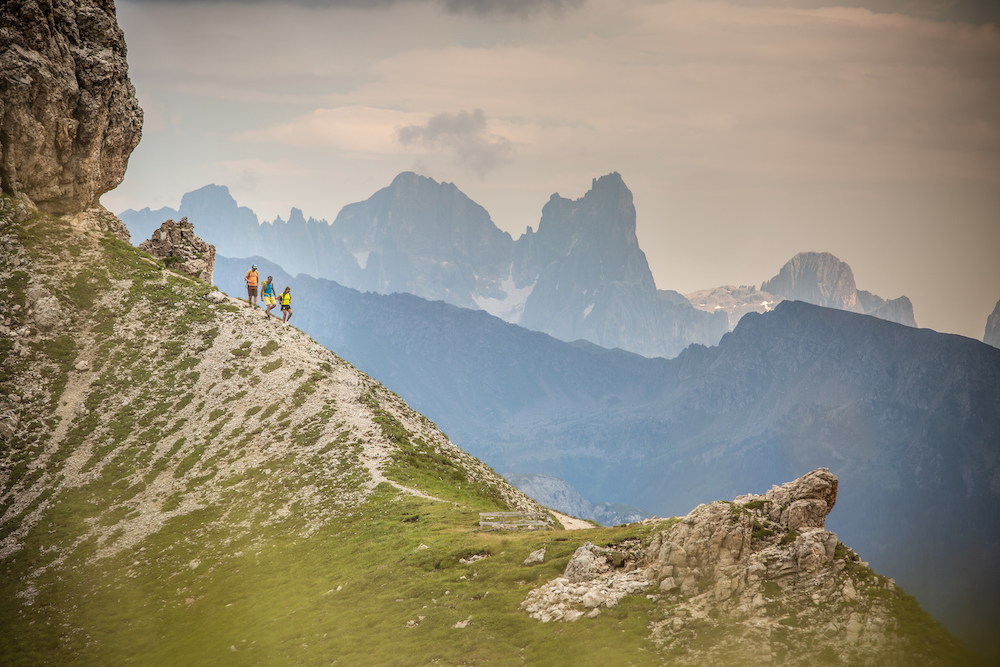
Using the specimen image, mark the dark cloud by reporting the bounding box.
[396,109,512,176]
[119,0,585,18]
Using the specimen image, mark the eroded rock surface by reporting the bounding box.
[0,0,143,214]
[138,217,216,284]
[521,469,956,664]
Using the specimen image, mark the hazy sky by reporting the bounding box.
[107,0,999,340]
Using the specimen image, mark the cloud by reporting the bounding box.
[236,106,429,154]
[395,109,513,176]
[120,0,585,18]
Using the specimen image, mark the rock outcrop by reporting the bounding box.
[985,298,1000,349]
[0,0,143,214]
[138,217,215,283]
[522,469,969,664]
[760,252,917,327]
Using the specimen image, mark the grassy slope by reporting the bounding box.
[0,203,669,666]
[0,202,982,666]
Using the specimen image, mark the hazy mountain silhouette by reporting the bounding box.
[122,173,726,358]
[761,251,916,327]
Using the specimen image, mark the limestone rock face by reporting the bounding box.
[26,283,63,331]
[67,206,131,243]
[138,218,215,284]
[985,298,1000,348]
[0,0,143,214]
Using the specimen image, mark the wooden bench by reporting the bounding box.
[479,511,552,531]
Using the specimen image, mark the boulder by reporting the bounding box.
[563,542,611,583]
[0,0,143,214]
[27,284,62,331]
[523,547,546,565]
[205,291,227,305]
[138,218,215,284]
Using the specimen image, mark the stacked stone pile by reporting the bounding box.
[138,217,215,284]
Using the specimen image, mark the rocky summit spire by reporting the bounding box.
[0,0,143,214]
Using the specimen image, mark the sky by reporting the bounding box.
[105,0,1000,340]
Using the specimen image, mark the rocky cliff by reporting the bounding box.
[0,0,143,215]
[985,298,1000,348]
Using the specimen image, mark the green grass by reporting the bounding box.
[0,483,667,667]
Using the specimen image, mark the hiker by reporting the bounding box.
[245,264,260,307]
[261,276,277,318]
[280,286,293,326]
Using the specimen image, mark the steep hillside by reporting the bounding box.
[1,201,983,666]
[213,255,1000,660]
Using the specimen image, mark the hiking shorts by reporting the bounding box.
[247,285,258,297]
[263,295,276,306]
[281,304,291,311]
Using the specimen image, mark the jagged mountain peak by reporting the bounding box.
[761,251,859,311]
[689,250,917,329]
[179,184,242,214]
[536,171,637,249]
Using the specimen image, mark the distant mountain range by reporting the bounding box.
[121,173,727,358]
[214,254,1000,659]
[686,251,916,329]
[121,174,919,356]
